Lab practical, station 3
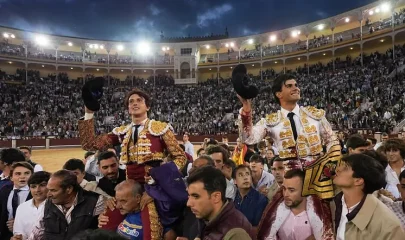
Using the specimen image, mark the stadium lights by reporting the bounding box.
[274,61,277,64]
[350,47,354,50]
[8,61,12,64]
[206,45,210,49]
[270,35,277,42]
[68,42,73,47]
[94,44,99,49]
[89,45,93,49]
[162,46,169,51]
[42,65,44,67]
[248,39,254,44]
[70,67,73,70]
[291,30,300,37]
[317,24,325,31]
[380,39,385,42]
[209,68,212,70]
[137,42,151,55]
[121,70,124,72]
[345,17,350,23]
[100,45,104,49]
[375,8,380,13]
[381,3,390,12]
[252,64,255,67]
[97,69,100,71]
[166,70,169,72]
[144,70,147,72]
[230,42,234,47]
[323,53,326,56]
[35,35,49,46]
[297,57,301,60]
[369,10,374,15]
[225,43,229,48]
[117,45,124,51]
[3,33,9,38]
[10,34,15,38]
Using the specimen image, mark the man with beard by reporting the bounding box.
[258,169,334,240]
[96,151,126,197]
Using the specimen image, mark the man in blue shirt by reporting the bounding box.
[233,165,268,228]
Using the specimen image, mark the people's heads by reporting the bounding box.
[0,148,26,172]
[124,88,151,117]
[362,150,389,169]
[10,161,34,188]
[366,138,377,149]
[18,146,32,161]
[197,148,205,157]
[98,151,119,181]
[222,137,228,144]
[333,154,386,194]
[63,159,86,184]
[381,132,389,142]
[397,170,405,201]
[266,148,275,160]
[189,155,215,176]
[187,166,227,221]
[233,165,252,190]
[272,74,300,105]
[28,171,51,203]
[205,145,229,170]
[249,154,264,174]
[205,138,218,149]
[222,159,236,180]
[270,157,286,185]
[283,169,305,209]
[257,140,266,152]
[346,135,369,154]
[84,151,95,165]
[384,138,405,163]
[337,131,345,141]
[114,180,143,215]
[183,133,190,143]
[47,170,81,205]
[107,148,117,156]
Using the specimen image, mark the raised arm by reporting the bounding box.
[237,95,267,145]
[78,110,119,151]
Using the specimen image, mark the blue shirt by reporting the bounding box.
[117,211,143,240]
[234,187,268,226]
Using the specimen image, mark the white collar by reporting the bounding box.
[132,118,148,126]
[13,185,29,191]
[341,194,361,212]
[280,105,300,118]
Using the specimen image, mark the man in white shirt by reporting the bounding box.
[384,139,405,199]
[18,146,44,172]
[12,171,50,240]
[374,132,389,150]
[333,153,404,239]
[0,162,34,240]
[183,132,194,157]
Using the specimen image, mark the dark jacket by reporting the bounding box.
[97,168,126,196]
[43,188,100,240]
[84,172,96,182]
[0,184,32,239]
[199,201,255,240]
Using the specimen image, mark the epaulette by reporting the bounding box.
[148,120,172,136]
[301,106,325,120]
[264,111,282,127]
[111,124,132,136]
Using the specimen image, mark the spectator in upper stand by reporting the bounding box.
[0,148,26,189]
[18,146,44,172]
[183,132,194,157]
[233,165,268,228]
[346,134,370,154]
[384,139,405,199]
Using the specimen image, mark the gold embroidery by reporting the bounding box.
[149,120,171,136]
[281,139,296,149]
[78,118,114,151]
[302,106,325,120]
[265,111,281,127]
[161,127,187,170]
[279,150,297,159]
[279,129,293,139]
[297,135,307,143]
[304,125,317,134]
[310,144,323,155]
[301,117,309,126]
[147,202,163,240]
[282,119,290,128]
[308,135,320,145]
[297,143,307,150]
[298,149,309,157]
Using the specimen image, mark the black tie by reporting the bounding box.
[12,189,21,218]
[133,125,141,145]
[287,112,298,141]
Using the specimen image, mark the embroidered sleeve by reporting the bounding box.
[238,108,267,145]
[78,118,119,151]
[162,128,187,170]
[319,116,340,153]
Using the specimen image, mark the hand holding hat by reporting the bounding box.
[82,77,105,112]
[232,64,259,100]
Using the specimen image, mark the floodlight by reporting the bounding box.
[117,45,124,51]
[35,35,49,46]
[137,42,151,55]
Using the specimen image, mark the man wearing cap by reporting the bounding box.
[78,86,187,239]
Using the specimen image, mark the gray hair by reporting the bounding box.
[114,179,143,197]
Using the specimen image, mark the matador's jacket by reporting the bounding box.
[239,105,339,240]
[78,118,187,239]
